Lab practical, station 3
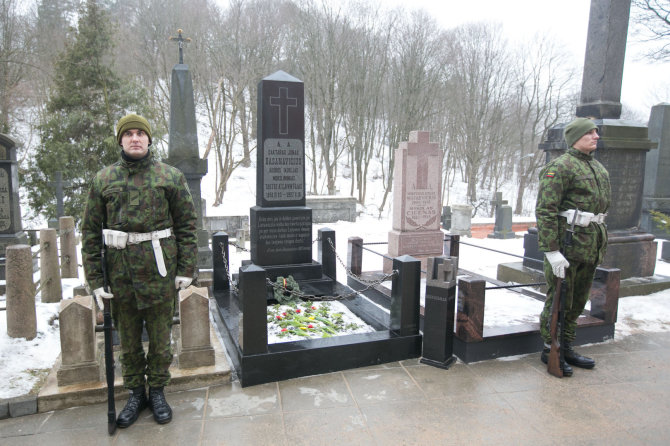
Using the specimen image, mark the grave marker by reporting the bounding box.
[642,103,670,236]
[385,131,444,272]
[251,71,311,266]
[0,134,29,280]
[165,29,211,271]
[488,192,515,239]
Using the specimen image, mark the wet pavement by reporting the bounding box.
[2,330,670,445]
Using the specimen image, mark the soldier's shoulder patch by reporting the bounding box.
[545,171,555,178]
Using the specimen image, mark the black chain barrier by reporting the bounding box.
[218,239,398,301]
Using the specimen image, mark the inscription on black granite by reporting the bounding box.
[250,207,312,265]
[0,168,9,231]
[257,213,311,254]
[263,138,304,202]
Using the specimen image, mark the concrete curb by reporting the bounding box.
[0,395,38,419]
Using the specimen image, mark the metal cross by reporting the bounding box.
[48,171,70,218]
[169,29,191,65]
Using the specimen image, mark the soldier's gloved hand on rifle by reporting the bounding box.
[93,287,114,310]
[545,250,569,278]
[175,276,193,290]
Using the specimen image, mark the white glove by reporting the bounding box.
[93,287,114,310]
[175,276,193,290]
[545,251,569,278]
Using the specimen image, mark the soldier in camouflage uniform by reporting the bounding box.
[535,117,610,376]
[81,114,197,427]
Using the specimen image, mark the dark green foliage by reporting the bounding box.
[22,0,155,224]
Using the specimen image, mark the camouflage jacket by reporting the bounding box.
[81,152,197,309]
[535,148,611,265]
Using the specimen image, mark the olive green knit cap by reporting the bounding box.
[564,117,597,149]
[116,113,152,145]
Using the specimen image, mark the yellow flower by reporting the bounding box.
[300,326,307,330]
[309,316,315,320]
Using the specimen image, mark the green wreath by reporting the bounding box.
[274,275,301,304]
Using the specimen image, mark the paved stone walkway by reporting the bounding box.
[2,331,669,445]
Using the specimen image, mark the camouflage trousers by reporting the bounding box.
[540,258,598,344]
[112,297,175,389]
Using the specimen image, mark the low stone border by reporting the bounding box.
[0,395,38,419]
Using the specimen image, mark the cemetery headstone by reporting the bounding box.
[0,134,29,280]
[251,71,312,266]
[642,103,670,237]
[488,192,515,239]
[57,295,99,386]
[449,204,472,237]
[385,131,444,272]
[441,205,451,230]
[178,286,215,368]
[164,29,211,271]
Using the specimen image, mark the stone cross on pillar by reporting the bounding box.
[48,171,70,218]
[166,29,210,271]
[489,192,507,215]
[169,29,191,65]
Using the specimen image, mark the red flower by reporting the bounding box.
[276,315,282,320]
[308,324,314,329]
[296,309,301,313]
[281,328,287,332]
[282,312,287,316]
[311,306,317,310]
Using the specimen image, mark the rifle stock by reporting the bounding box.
[102,248,117,435]
[547,276,563,378]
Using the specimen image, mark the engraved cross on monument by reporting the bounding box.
[165,29,211,271]
[251,71,311,266]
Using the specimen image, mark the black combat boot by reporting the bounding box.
[148,387,173,424]
[541,347,574,377]
[116,386,148,428]
[564,343,596,369]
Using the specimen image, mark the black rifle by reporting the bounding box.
[101,248,116,435]
[548,210,578,378]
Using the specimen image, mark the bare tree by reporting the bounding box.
[443,23,512,208]
[509,34,577,215]
[378,9,445,215]
[292,0,351,195]
[339,1,393,205]
[0,0,34,133]
[631,0,670,61]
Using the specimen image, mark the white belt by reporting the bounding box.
[559,210,606,227]
[103,228,172,277]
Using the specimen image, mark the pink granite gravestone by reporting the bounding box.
[385,131,444,272]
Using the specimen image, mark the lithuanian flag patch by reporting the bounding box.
[545,171,555,178]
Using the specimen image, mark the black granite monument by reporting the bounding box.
[251,71,312,267]
[0,134,29,280]
[642,103,670,237]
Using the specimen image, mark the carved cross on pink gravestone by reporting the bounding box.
[392,131,443,232]
[385,131,445,272]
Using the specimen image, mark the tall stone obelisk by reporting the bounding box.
[539,0,659,281]
[165,29,211,271]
